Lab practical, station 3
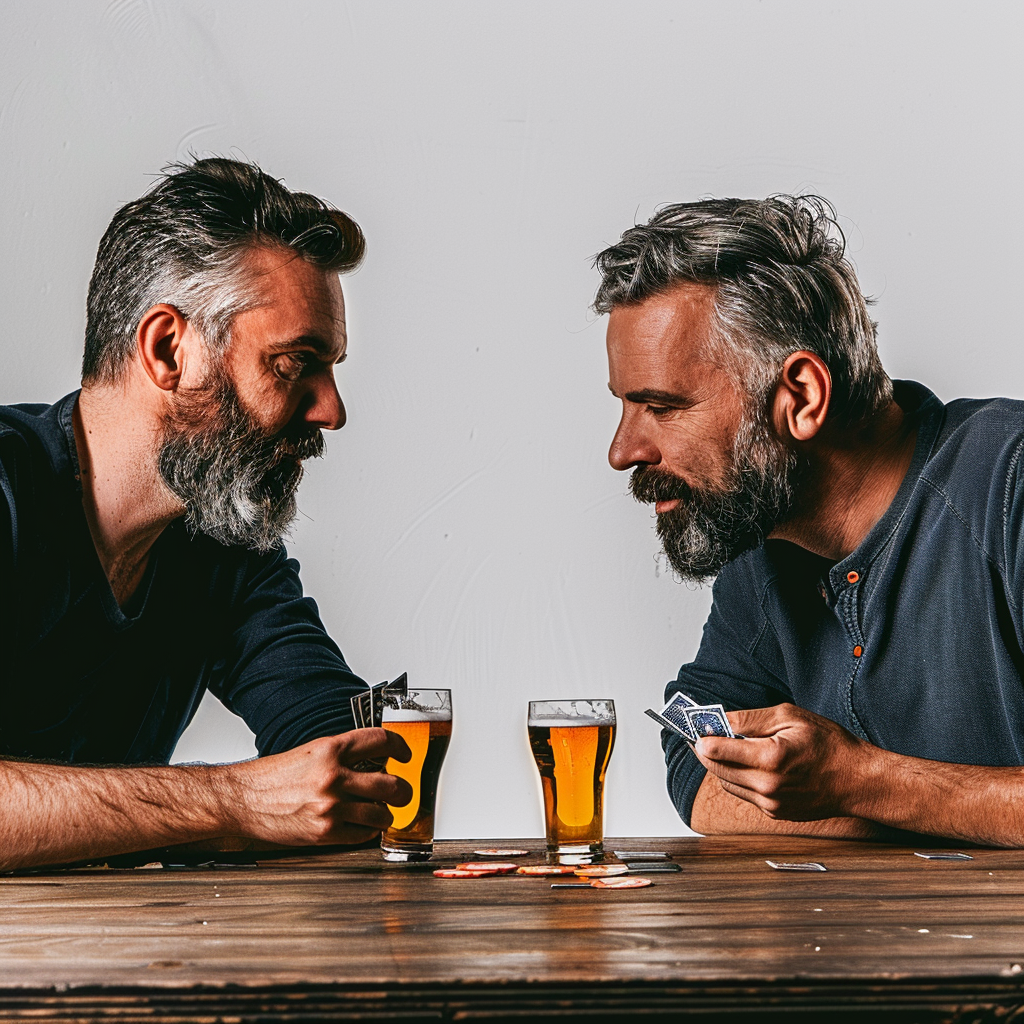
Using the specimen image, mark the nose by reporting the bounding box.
[608,406,660,472]
[304,374,347,431]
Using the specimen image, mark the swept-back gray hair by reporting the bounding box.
[83,157,365,385]
[593,196,891,426]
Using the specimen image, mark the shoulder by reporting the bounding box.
[919,394,1024,544]
[925,395,1024,483]
[0,395,78,512]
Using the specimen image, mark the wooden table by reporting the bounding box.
[3,835,1024,1022]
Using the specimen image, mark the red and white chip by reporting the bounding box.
[455,862,518,874]
[574,864,629,877]
[433,868,496,878]
[473,849,530,857]
[590,876,653,889]
[516,865,578,876]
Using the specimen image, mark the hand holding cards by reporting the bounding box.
[645,691,742,744]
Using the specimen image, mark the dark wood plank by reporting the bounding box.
[2,836,1024,1020]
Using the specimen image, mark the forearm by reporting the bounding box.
[847,748,1024,847]
[691,772,885,839]
[0,759,241,870]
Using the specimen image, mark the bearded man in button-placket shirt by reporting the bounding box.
[599,196,1024,845]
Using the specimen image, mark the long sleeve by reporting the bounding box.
[210,545,367,756]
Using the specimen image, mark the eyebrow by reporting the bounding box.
[619,387,692,406]
[269,335,347,360]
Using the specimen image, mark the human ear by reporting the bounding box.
[772,351,831,443]
[136,304,189,391]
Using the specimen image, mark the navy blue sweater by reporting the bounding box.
[666,381,1024,824]
[0,392,364,764]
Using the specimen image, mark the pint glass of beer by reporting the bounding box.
[381,688,452,861]
[528,699,616,863]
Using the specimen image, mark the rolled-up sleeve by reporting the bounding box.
[210,546,367,755]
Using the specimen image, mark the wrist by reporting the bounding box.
[839,738,894,820]
[206,762,252,839]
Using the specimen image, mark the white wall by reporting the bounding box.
[2,1,1022,840]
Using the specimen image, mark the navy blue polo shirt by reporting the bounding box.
[665,380,1024,825]
[0,392,364,765]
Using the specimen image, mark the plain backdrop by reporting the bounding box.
[2,1,1022,840]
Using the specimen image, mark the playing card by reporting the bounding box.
[665,691,699,709]
[660,695,700,740]
[683,704,734,738]
[613,851,670,860]
[765,860,827,872]
[644,707,696,744]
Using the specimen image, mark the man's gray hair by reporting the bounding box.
[83,157,365,384]
[593,196,891,426]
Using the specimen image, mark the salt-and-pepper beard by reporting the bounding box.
[158,366,324,553]
[630,398,807,583]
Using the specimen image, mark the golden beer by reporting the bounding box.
[528,699,616,863]
[381,689,452,861]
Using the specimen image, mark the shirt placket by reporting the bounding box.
[831,567,871,741]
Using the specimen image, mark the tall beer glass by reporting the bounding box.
[528,699,616,863]
[381,688,452,861]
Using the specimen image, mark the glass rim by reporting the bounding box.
[527,698,615,725]
[382,687,452,716]
[528,698,615,709]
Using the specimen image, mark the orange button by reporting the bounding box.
[847,571,860,584]
[853,645,863,657]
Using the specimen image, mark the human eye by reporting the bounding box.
[271,352,314,382]
[646,404,675,416]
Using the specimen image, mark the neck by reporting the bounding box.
[74,383,183,606]
[769,399,917,562]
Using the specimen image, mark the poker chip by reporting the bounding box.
[433,868,498,878]
[590,876,653,889]
[516,865,578,876]
[473,849,530,857]
[456,862,518,873]
[574,864,629,877]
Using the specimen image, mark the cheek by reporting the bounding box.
[659,417,737,488]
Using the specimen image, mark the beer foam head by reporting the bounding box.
[528,699,615,727]
[527,715,612,727]
[382,709,452,722]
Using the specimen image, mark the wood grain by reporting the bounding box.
[2,836,1024,1020]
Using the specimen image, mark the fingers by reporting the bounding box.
[697,735,773,769]
[339,797,395,832]
[336,727,412,765]
[335,767,413,808]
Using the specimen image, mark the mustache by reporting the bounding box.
[629,465,698,506]
[273,426,325,462]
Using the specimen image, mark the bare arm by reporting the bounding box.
[694,703,1024,847]
[690,771,887,839]
[0,727,411,870]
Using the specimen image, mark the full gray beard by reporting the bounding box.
[630,402,805,583]
[158,370,323,553]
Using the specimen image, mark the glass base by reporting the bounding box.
[546,842,604,865]
[381,843,434,862]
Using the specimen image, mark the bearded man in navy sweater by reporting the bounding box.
[0,158,410,869]
[599,196,1024,846]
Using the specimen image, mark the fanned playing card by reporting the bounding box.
[349,672,409,771]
